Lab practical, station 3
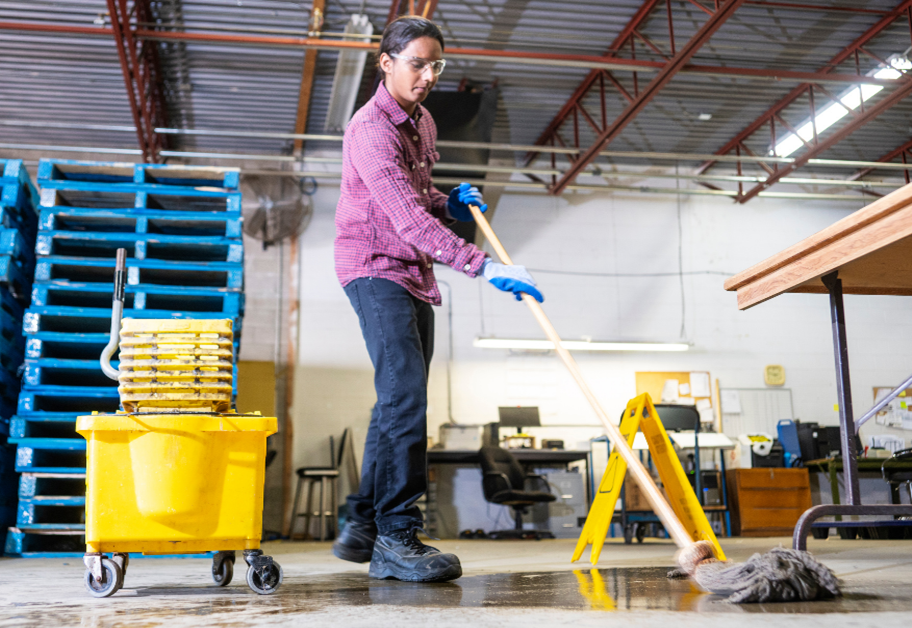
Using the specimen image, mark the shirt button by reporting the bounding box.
[411,164,415,170]
[422,188,428,194]
[427,263,433,269]
[435,250,442,256]
[464,264,471,271]
[420,162,426,168]
[413,135,419,141]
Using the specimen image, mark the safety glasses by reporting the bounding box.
[390,53,447,76]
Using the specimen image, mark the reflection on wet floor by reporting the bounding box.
[4,565,909,624]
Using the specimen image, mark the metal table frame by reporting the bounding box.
[792,271,912,550]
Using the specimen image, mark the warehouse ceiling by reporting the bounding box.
[1,0,911,201]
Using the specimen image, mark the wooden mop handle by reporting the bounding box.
[469,204,692,549]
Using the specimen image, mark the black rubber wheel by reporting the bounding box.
[84,560,123,598]
[623,524,634,545]
[246,562,283,595]
[811,527,829,540]
[636,524,646,544]
[213,557,234,586]
[838,527,858,540]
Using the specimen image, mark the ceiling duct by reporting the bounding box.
[422,86,500,244]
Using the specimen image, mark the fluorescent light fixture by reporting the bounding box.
[324,14,373,133]
[773,55,911,158]
[473,337,690,352]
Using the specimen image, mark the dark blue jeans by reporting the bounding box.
[343,277,434,534]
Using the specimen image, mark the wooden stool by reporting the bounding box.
[288,467,340,541]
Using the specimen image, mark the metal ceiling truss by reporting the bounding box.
[524,0,747,196]
[695,0,912,202]
[849,137,912,189]
[107,0,169,163]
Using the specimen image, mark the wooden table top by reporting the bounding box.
[724,182,912,310]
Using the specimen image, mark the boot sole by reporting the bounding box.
[368,562,462,582]
[333,543,374,564]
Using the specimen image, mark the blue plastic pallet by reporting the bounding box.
[0,316,25,356]
[0,205,38,238]
[1,181,38,215]
[15,387,120,417]
[4,527,217,558]
[0,159,29,186]
[19,472,86,499]
[24,306,242,336]
[14,438,87,473]
[35,255,244,290]
[31,282,244,315]
[35,231,243,264]
[4,527,85,557]
[39,187,241,215]
[9,413,85,440]
[38,159,240,191]
[18,495,86,526]
[0,284,24,321]
[39,207,242,239]
[0,334,24,373]
[0,368,20,419]
[25,331,241,359]
[25,332,109,360]
[0,255,31,304]
[23,359,119,390]
[0,228,35,271]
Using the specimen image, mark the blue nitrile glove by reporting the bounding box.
[447,182,487,222]
[482,258,544,303]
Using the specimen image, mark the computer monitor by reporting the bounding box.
[497,406,541,435]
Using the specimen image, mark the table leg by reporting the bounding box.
[822,271,861,506]
[828,461,842,521]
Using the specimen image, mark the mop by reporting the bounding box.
[467,204,841,604]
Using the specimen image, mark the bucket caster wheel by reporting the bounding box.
[243,550,283,595]
[212,551,236,587]
[84,557,123,598]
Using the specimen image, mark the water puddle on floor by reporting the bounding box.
[4,565,909,626]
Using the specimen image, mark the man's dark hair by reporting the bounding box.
[377,16,445,78]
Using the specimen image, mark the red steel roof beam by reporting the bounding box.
[847,137,912,181]
[522,0,663,166]
[695,0,912,176]
[107,0,170,163]
[736,79,912,203]
[549,0,746,195]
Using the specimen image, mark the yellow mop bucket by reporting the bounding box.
[77,250,281,598]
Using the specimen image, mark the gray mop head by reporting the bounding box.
[674,541,841,603]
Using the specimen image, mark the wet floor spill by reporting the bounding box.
[3,566,910,625]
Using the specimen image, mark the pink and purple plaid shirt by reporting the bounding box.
[334,83,488,305]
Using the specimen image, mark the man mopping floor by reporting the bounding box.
[330,16,543,583]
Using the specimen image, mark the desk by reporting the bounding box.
[726,182,912,549]
[806,457,912,506]
[427,449,592,509]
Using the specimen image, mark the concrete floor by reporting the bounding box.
[1,537,911,627]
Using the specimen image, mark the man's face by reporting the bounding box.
[380,36,442,111]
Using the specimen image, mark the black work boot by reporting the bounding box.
[332,519,378,563]
[368,527,462,582]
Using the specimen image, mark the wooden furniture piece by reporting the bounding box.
[726,468,812,537]
[725,182,912,549]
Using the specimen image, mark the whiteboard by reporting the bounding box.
[720,388,794,436]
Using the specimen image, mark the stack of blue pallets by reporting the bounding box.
[5,159,244,557]
[0,159,39,551]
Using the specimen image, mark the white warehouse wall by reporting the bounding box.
[285,182,912,481]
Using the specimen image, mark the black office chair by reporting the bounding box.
[478,446,556,540]
[882,448,912,505]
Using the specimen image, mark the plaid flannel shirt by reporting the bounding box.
[334,83,487,305]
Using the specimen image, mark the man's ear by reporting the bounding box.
[378,52,393,76]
